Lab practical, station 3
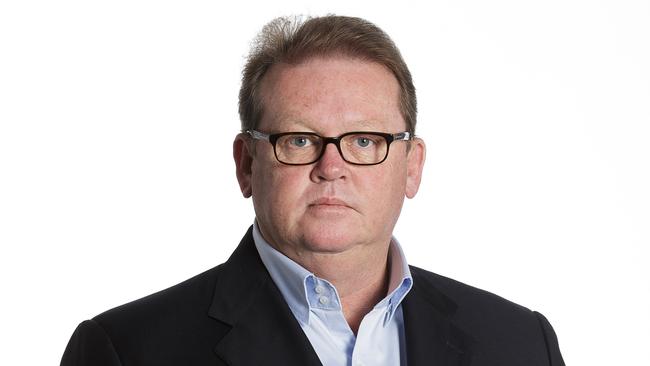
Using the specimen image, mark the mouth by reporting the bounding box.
[309,197,351,208]
[307,197,356,215]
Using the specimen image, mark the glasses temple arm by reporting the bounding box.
[393,132,411,141]
[247,130,271,141]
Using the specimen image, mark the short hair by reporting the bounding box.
[238,15,417,134]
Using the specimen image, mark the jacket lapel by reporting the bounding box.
[402,268,475,366]
[208,227,322,366]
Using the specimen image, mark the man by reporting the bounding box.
[62,15,565,365]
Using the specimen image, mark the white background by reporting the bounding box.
[1,1,648,365]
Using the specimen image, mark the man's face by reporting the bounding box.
[235,56,425,257]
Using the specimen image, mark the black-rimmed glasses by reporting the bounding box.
[247,130,412,165]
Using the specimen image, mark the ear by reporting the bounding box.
[405,137,426,199]
[233,133,254,198]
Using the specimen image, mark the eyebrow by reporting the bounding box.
[350,120,379,129]
[271,118,384,133]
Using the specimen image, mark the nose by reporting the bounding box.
[310,142,347,182]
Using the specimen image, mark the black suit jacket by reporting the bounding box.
[61,227,565,365]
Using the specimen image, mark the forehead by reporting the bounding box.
[258,56,404,133]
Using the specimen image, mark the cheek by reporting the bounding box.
[364,160,407,195]
[252,163,308,211]
[360,163,408,216]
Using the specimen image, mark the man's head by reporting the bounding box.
[234,15,425,261]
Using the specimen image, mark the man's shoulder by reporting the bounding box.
[63,264,233,364]
[91,228,260,337]
[408,266,563,363]
[92,264,227,338]
[409,265,541,323]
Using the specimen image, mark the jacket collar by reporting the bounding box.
[207,226,322,366]
[402,267,475,366]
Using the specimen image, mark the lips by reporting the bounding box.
[309,197,350,208]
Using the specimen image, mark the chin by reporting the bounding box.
[299,221,361,254]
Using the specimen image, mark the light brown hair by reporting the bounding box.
[239,15,417,134]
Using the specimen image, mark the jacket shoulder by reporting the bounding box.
[409,266,561,363]
[88,264,229,363]
[95,264,224,324]
[409,265,535,316]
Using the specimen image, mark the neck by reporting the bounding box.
[287,242,392,335]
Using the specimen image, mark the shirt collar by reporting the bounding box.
[253,222,313,324]
[252,222,413,326]
[376,235,413,322]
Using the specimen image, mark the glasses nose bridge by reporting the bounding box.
[317,136,345,161]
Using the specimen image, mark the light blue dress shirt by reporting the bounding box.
[252,223,413,366]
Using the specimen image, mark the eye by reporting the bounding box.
[354,136,374,148]
[289,136,311,147]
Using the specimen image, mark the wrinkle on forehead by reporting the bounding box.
[258,56,404,133]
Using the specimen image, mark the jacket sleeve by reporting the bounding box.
[60,320,123,366]
[534,312,566,366]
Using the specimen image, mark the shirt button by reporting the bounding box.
[318,296,329,305]
[315,285,325,294]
